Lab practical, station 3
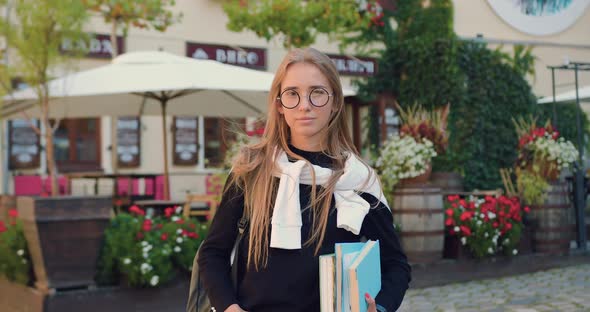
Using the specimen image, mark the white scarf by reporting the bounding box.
[270,149,390,249]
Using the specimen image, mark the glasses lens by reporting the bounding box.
[280,90,300,109]
[310,88,330,107]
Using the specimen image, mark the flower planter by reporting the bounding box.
[0,277,45,312]
[0,274,189,312]
[392,184,444,263]
[17,196,112,292]
[399,163,432,186]
[528,181,572,255]
[430,172,463,195]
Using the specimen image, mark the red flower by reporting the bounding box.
[175,219,185,225]
[129,205,145,216]
[8,209,18,218]
[493,222,499,228]
[181,229,189,237]
[142,219,152,232]
[164,207,174,218]
[505,223,513,230]
[189,223,196,229]
[524,206,530,213]
[115,199,123,206]
[187,232,199,239]
[0,221,6,233]
[157,224,163,229]
[161,233,168,241]
[447,195,460,202]
[460,211,472,221]
[445,209,454,217]
[136,232,144,240]
[460,226,472,236]
[445,218,454,226]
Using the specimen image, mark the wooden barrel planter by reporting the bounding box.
[17,196,112,292]
[392,185,444,264]
[529,181,573,255]
[430,172,463,195]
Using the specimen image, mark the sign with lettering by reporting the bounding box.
[61,33,125,59]
[8,119,40,169]
[116,117,141,167]
[173,117,199,166]
[186,42,267,70]
[326,54,377,77]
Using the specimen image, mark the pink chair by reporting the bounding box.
[42,176,69,195]
[116,178,140,196]
[14,175,43,196]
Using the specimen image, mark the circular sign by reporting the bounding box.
[487,0,590,36]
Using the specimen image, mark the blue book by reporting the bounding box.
[334,242,365,312]
[348,240,381,312]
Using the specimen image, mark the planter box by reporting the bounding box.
[0,277,44,312]
[0,275,190,312]
[17,196,112,292]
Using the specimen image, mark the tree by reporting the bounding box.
[0,0,89,195]
[84,0,181,57]
[223,0,385,51]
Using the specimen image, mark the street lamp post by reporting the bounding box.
[547,61,590,251]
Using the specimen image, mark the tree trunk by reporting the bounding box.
[110,19,118,58]
[41,95,58,196]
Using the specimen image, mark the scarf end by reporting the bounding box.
[270,225,302,249]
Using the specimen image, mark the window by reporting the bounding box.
[54,118,101,172]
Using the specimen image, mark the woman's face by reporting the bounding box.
[277,62,335,151]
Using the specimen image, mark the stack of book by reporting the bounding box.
[319,240,381,312]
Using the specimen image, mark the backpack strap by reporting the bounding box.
[231,214,249,290]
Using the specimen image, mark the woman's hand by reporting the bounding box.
[365,293,377,312]
[224,303,247,312]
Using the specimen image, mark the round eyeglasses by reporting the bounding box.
[277,87,333,109]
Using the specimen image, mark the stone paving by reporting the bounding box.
[398,263,590,312]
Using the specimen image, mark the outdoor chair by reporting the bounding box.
[183,194,219,219]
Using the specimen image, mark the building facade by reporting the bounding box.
[1,0,589,199]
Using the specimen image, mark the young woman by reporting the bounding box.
[198,47,411,312]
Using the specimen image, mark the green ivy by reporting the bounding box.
[455,42,537,191]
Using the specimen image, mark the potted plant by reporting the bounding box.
[512,117,578,254]
[96,205,208,288]
[444,194,530,259]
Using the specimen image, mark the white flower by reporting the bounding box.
[454,226,460,233]
[123,258,131,265]
[143,253,149,259]
[484,232,489,238]
[512,249,518,255]
[476,220,482,226]
[150,275,160,286]
[487,247,494,254]
[460,237,467,245]
[171,216,180,222]
[175,206,183,214]
[480,213,485,219]
[140,263,152,274]
[16,249,24,256]
[174,246,181,253]
[141,241,148,247]
[22,259,27,264]
[176,237,183,244]
[504,238,510,245]
[177,229,183,234]
[488,212,496,220]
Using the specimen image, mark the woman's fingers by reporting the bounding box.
[365,292,377,312]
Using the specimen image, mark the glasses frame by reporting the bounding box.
[276,87,333,109]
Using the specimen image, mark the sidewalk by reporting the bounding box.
[401,251,590,311]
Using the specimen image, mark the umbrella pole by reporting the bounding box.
[161,100,171,200]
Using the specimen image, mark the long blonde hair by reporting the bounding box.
[228,47,361,270]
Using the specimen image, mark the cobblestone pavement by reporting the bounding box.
[398,264,590,312]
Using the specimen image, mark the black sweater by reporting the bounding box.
[198,146,411,312]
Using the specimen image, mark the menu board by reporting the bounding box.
[116,117,141,167]
[8,119,40,169]
[173,117,198,165]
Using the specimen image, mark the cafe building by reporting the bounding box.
[1,0,589,200]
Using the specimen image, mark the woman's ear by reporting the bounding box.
[277,99,284,115]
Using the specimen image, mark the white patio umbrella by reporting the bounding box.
[1,50,358,199]
[537,85,590,104]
